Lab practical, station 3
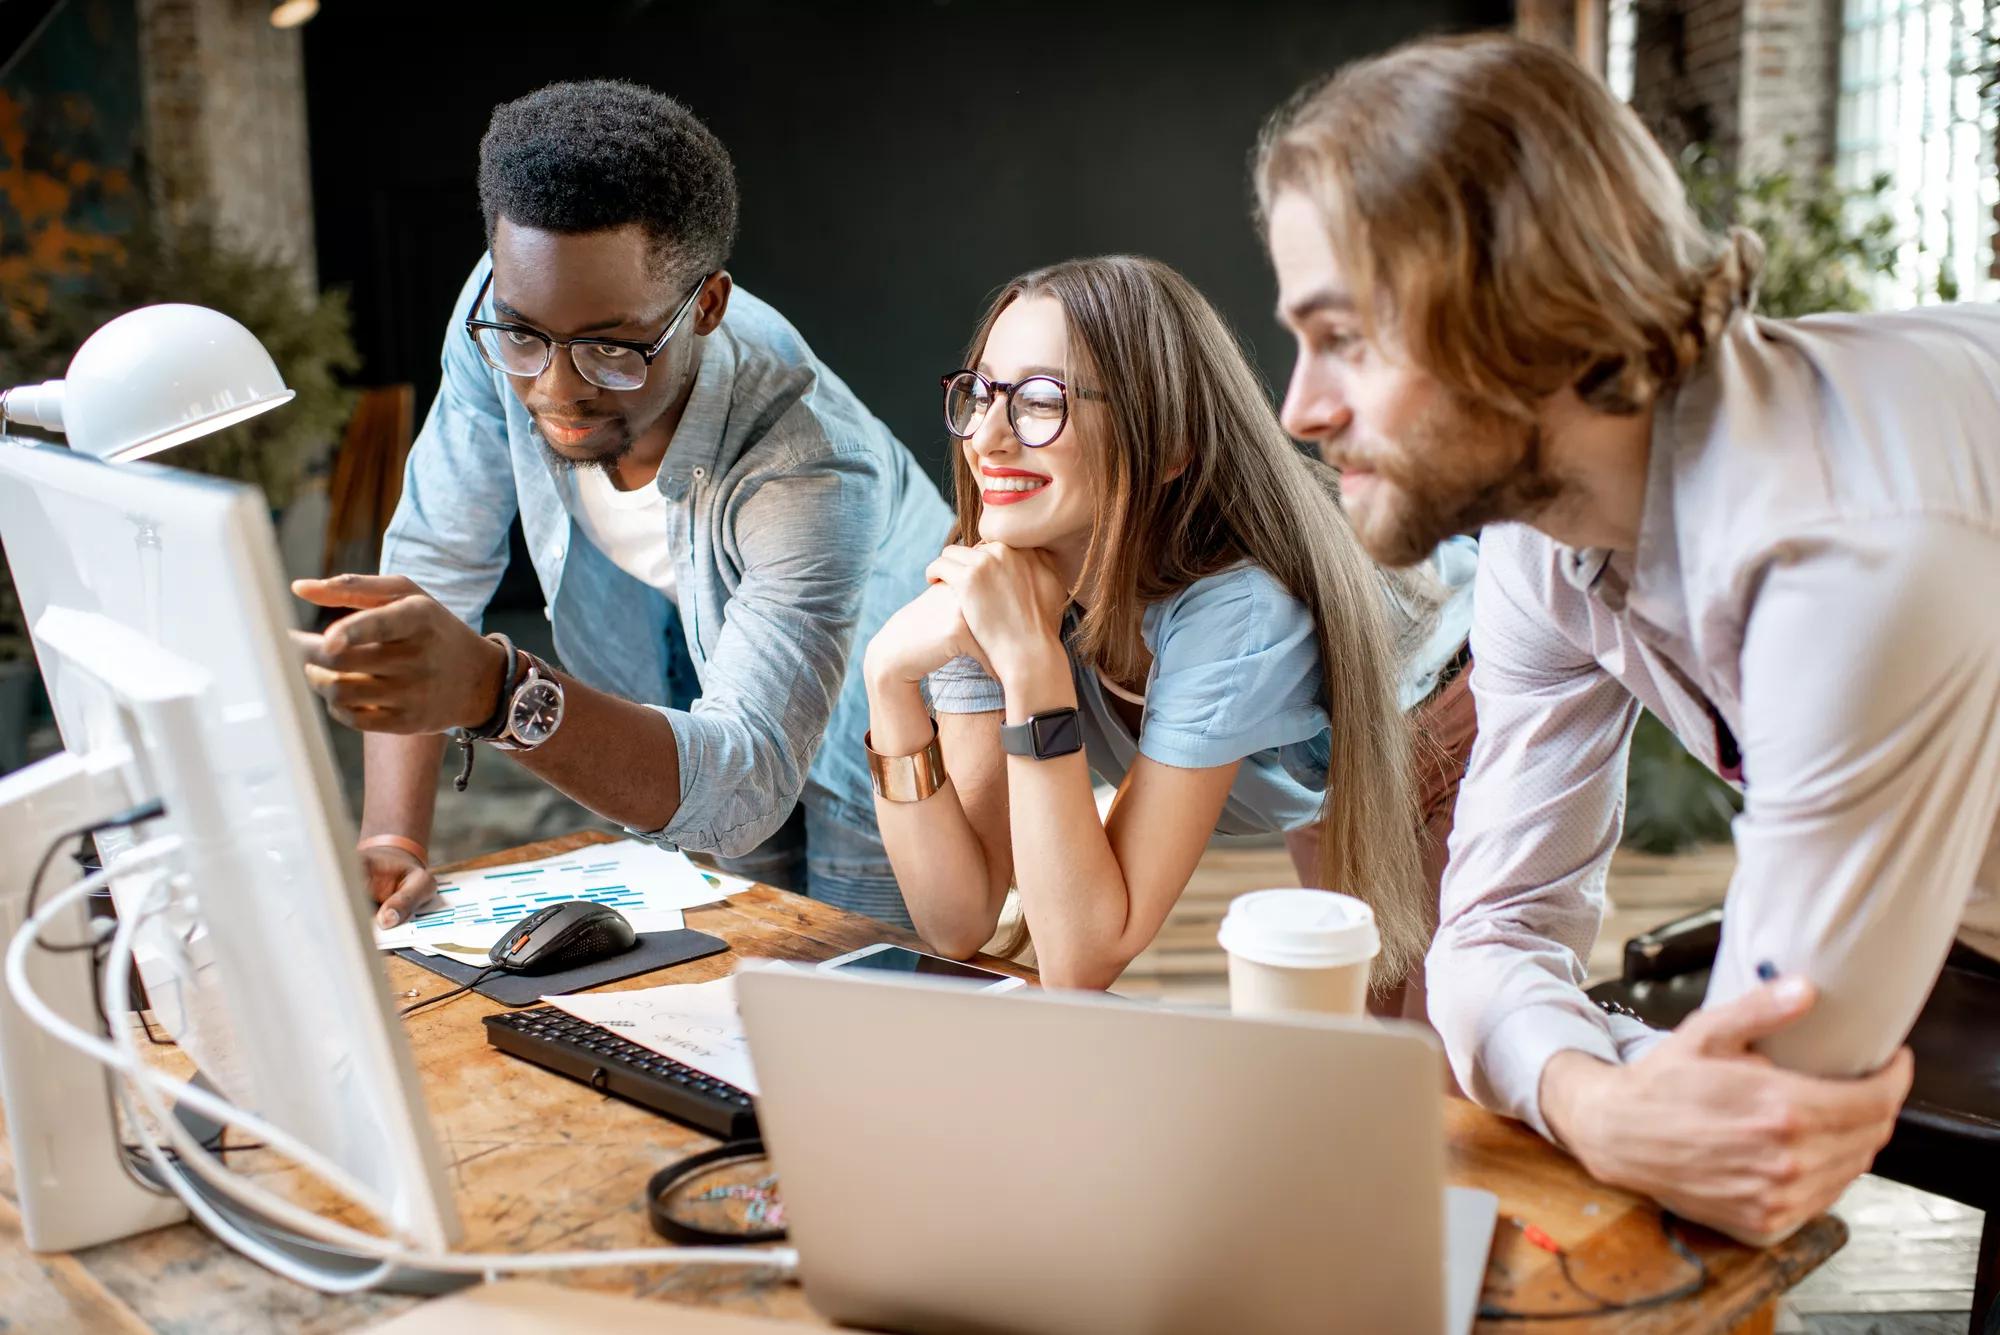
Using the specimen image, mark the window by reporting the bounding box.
[1837,0,2000,304]
[1606,0,1638,102]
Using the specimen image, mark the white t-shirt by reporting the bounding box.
[566,466,677,603]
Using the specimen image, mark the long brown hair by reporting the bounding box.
[952,256,1434,988]
[1254,33,1761,420]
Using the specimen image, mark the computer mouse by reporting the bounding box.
[489,900,638,976]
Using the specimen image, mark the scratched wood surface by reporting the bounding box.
[0,830,1842,1333]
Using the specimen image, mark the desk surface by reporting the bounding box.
[0,830,1843,1333]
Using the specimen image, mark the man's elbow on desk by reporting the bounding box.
[1533,979,1913,1246]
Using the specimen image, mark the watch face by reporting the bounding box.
[509,679,565,746]
[1031,708,1083,758]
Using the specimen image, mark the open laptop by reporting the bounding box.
[735,964,1496,1335]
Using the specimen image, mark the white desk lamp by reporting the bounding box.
[1,303,294,461]
[0,305,294,1254]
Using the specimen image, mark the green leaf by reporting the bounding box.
[1,215,359,660]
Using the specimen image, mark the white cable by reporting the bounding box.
[8,841,799,1289]
[5,837,183,1077]
[113,1070,402,1292]
[99,880,799,1282]
[101,897,799,1279]
[391,1245,799,1274]
[6,853,386,1291]
[8,846,402,1229]
[7,855,402,1289]
[100,875,408,1288]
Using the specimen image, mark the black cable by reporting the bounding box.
[16,800,254,1205]
[136,1006,174,1047]
[399,965,501,1018]
[25,831,96,953]
[23,801,170,1041]
[1476,1213,1709,1322]
[25,799,168,933]
[121,1127,270,1194]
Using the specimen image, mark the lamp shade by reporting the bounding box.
[4,304,294,462]
[269,0,319,26]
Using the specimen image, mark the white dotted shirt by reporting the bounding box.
[1431,304,2000,1139]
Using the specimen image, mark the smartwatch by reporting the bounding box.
[998,707,1083,761]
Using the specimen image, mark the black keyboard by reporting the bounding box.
[483,1007,759,1141]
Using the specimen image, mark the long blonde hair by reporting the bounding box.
[1254,33,1761,419]
[952,256,1434,988]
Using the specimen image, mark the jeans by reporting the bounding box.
[659,615,909,929]
[713,796,910,929]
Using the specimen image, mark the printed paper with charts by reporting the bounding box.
[372,839,745,965]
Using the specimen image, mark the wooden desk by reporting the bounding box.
[0,831,1842,1333]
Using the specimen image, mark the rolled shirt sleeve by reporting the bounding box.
[643,442,894,856]
[1135,568,1327,770]
[928,654,1006,714]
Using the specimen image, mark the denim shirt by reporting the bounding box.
[381,256,953,857]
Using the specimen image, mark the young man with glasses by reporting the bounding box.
[295,80,950,929]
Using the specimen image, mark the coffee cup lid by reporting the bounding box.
[1217,889,1380,969]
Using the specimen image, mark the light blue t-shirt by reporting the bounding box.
[1403,535,1478,709]
[926,544,1477,837]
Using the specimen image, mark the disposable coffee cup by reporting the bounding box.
[1217,888,1379,1018]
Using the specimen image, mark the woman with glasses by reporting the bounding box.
[861,256,1475,1000]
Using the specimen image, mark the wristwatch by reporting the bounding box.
[998,707,1083,761]
[490,651,565,751]
[453,635,566,791]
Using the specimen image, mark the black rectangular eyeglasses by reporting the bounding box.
[463,270,709,391]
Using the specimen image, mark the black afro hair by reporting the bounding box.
[477,79,739,279]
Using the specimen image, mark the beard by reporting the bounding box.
[533,417,635,476]
[1337,395,1564,567]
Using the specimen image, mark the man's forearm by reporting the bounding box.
[509,668,684,832]
[1537,1048,1613,1160]
[361,731,447,848]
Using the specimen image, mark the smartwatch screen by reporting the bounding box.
[1032,709,1083,758]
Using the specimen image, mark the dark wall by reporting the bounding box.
[305,0,1506,590]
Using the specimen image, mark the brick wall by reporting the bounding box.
[1629,0,1745,164]
[135,0,316,290]
[1738,0,1840,171]
[1626,0,1839,178]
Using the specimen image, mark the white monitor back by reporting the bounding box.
[0,439,458,1250]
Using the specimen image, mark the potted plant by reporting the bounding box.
[0,219,358,511]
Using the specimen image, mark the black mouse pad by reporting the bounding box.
[394,929,730,1007]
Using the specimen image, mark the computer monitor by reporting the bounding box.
[0,438,459,1262]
